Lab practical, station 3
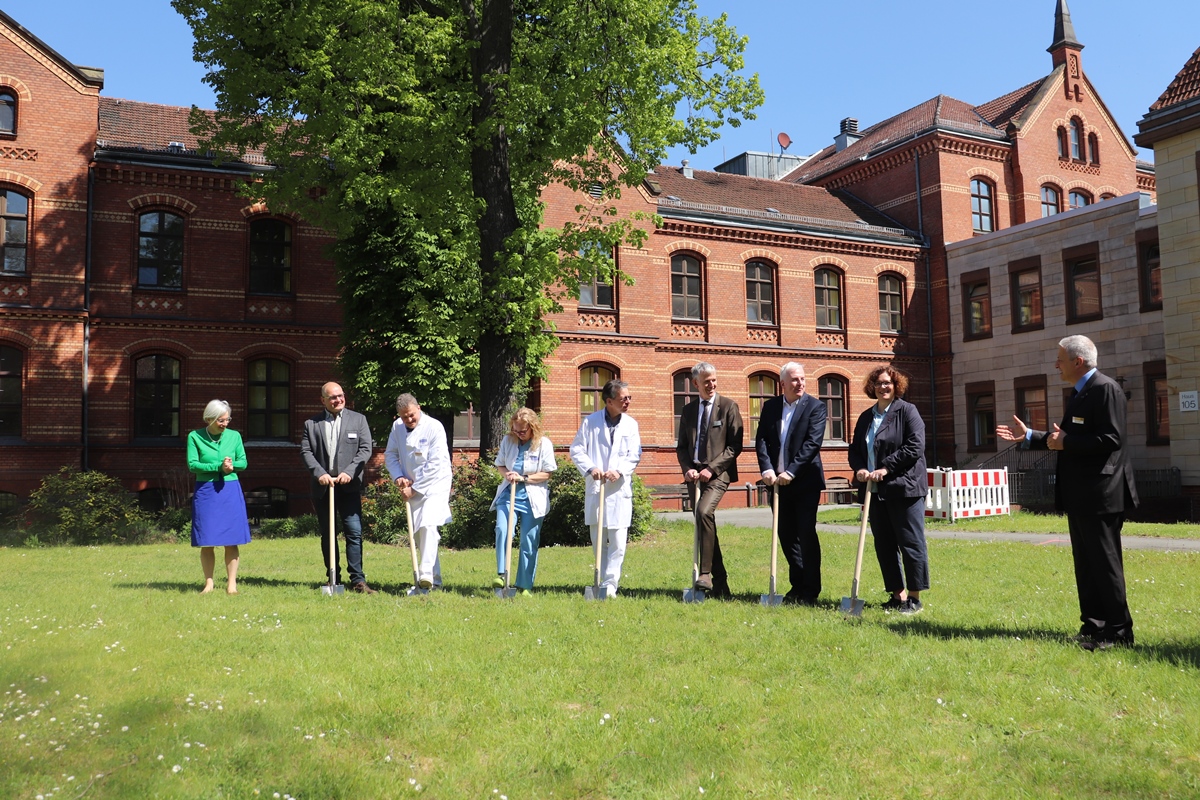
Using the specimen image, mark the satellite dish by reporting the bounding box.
[777,131,792,152]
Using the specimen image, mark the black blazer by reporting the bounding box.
[1026,370,1138,515]
[676,394,744,482]
[847,396,927,500]
[754,393,826,493]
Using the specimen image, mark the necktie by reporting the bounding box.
[696,400,711,463]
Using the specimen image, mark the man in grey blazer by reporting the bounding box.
[676,362,743,597]
[300,382,376,593]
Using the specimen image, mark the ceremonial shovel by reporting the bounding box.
[681,481,705,604]
[759,488,783,607]
[405,499,430,597]
[495,477,520,599]
[320,486,344,596]
[840,483,874,618]
[583,478,608,601]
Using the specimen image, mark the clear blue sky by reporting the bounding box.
[4,0,1195,167]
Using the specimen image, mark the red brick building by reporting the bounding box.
[0,1,1162,514]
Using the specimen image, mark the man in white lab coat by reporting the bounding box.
[570,379,642,597]
[384,393,452,589]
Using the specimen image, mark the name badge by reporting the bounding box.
[348,433,358,439]
[712,420,723,428]
[1072,417,1084,425]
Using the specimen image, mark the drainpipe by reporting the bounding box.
[914,151,938,465]
[82,163,93,471]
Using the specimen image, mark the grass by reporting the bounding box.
[818,507,1200,539]
[3,521,1200,798]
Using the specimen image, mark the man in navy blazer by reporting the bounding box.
[755,362,827,604]
[998,335,1138,650]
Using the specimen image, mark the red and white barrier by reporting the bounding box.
[925,468,1010,522]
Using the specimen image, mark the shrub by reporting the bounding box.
[361,472,409,545]
[542,456,655,546]
[24,466,149,545]
[441,454,503,549]
[257,514,319,539]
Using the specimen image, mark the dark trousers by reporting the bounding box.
[776,485,821,600]
[869,494,930,594]
[1068,510,1133,642]
[314,486,365,585]
[693,479,729,592]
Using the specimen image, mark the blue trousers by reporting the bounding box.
[494,495,543,589]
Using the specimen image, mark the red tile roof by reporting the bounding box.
[98,97,266,164]
[974,79,1043,129]
[1149,45,1200,112]
[652,166,916,241]
[788,95,1006,183]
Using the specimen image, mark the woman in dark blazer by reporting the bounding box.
[847,364,929,614]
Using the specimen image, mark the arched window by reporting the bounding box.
[134,354,180,438]
[672,370,698,438]
[1056,127,1069,159]
[878,274,903,333]
[0,345,22,437]
[1070,118,1084,161]
[138,211,184,288]
[579,364,615,418]
[818,376,847,443]
[1087,133,1100,165]
[747,373,779,438]
[0,490,19,520]
[247,358,291,439]
[1100,193,1115,201]
[970,179,994,233]
[1040,185,1061,218]
[1068,190,1091,210]
[1,189,28,273]
[249,218,292,294]
[0,92,15,134]
[670,253,703,320]
[814,268,842,329]
[745,260,775,324]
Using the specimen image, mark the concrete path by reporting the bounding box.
[657,507,1200,553]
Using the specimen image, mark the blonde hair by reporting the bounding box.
[506,407,544,449]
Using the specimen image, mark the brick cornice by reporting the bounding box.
[657,220,921,262]
[819,135,1009,190]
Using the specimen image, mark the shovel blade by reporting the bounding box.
[840,597,865,617]
[759,593,783,607]
[406,586,430,597]
[583,585,608,601]
[320,584,345,596]
[682,588,706,604]
[495,588,517,599]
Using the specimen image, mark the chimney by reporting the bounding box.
[834,117,862,152]
[681,159,694,179]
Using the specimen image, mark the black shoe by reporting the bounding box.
[1079,636,1132,652]
[695,573,714,591]
[881,596,904,611]
[899,598,922,615]
[784,592,818,607]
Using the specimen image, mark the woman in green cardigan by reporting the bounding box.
[188,399,251,594]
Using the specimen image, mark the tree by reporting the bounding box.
[173,0,763,451]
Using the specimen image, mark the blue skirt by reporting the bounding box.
[191,479,252,547]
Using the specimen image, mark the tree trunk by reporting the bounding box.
[463,0,521,454]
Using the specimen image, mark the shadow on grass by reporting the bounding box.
[116,574,330,593]
[883,617,1200,668]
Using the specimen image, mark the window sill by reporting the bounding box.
[1010,323,1044,335]
[136,285,184,293]
[1065,315,1103,326]
[244,440,299,448]
[963,331,993,342]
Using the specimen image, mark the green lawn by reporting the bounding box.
[818,507,1200,539]
[4,523,1200,798]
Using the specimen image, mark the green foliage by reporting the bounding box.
[361,472,410,546]
[24,467,150,545]
[441,455,504,550]
[173,0,763,450]
[256,515,319,540]
[541,456,656,546]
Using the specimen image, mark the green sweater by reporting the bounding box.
[187,428,248,482]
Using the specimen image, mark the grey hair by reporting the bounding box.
[779,361,805,384]
[601,379,629,401]
[202,399,231,424]
[691,362,716,381]
[1058,335,1097,369]
[395,393,420,411]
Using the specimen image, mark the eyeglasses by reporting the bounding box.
[325,393,345,401]
[875,381,893,387]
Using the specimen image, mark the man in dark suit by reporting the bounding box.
[300,381,377,593]
[998,335,1138,650]
[676,362,744,597]
[755,361,827,604]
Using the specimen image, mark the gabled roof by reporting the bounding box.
[974,79,1043,129]
[97,97,267,167]
[0,9,103,90]
[651,166,919,245]
[1149,46,1200,112]
[789,95,1006,184]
